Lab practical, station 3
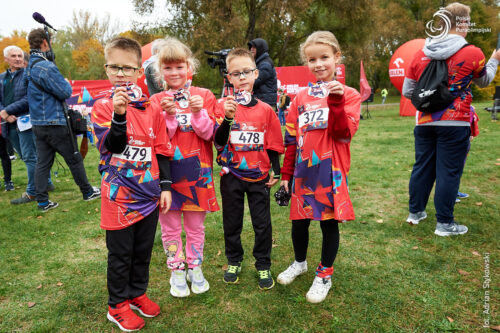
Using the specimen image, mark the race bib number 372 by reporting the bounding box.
[298,108,328,130]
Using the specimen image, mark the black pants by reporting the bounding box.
[32,125,92,203]
[291,219,339,268]
[106,207,159,306]
[0,136,12,182]
[220,173,272,270]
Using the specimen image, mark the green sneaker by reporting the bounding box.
[223,263,241,284]
[258,269,275,290]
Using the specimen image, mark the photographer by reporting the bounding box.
[248,38,278,109]
[25,28,100,212]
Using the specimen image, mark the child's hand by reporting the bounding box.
[224,95,237,119]
[161,95,176,115]
[189,95,204,113]
[266,177,279,188]
[113,87,129,115]
[160,190,172,214]
[325,81,344,96]
[280,180,289,192]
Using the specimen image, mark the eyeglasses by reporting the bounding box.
[105,64,140,76]
[228,68,257,79]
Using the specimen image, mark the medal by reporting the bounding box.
[234,89,252,105]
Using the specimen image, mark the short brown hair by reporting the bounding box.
[442,2,471,30]
[28,28,50,50]
[104,37,142,66]
[226,48,256,68]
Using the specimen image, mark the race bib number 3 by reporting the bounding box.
[113,145,152,162]
[176,113,192,126]
[298,108,328,129]
[230,131,264,145]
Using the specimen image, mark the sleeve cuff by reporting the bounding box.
[112,112,127,124]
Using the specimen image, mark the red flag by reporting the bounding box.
[360,61,371,102]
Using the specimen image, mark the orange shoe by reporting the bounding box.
[129,294,160,318]
[107,301,145,332]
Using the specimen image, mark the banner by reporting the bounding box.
[359,61,371,102]
[67,80,113,114]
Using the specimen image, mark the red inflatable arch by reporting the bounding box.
[389,39,425,116]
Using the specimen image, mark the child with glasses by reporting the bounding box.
[277,31,360,303]
[214,48,283,290]
[149,37,221,298]
[91,37,174,332]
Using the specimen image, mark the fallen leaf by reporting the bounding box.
[472,251,480,256]
[497,159,500,161]
[272,244,278,248]
[37,216,43,219]
[50,232,55,235]
[65,179,69,182]
[446,316,454,323]
[221,264,228,271]
[56,282,63,287]
[376,219,384,223]
[412,246,419,250]
[216,250,221,256]
[490,325,500,332]
[496,163,500,166]
[475,202,483,206]
[79,221,86,225]
[395,162,399,165]
[458,269,469,276]
[95,208,99,212]
[62,209,69,212]
[36,284,42,289]
[87,211,91,214]
[28,302,36,308]
[359,221,367,224]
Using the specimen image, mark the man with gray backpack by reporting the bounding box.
[402,2,500,236]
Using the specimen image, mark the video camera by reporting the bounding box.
[204,49,232,76]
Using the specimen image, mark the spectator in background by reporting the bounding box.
[277,88,290,126]
[143,38,166,96]
[25,28,100,211]
[381,88,388,104]
[0,127,13,191]
[0,45,55,203]
[248,38,278,109]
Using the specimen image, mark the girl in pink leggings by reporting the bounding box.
[150,37,221,297]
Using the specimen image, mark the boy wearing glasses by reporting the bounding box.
[91,37,173,332]
[214,48,283,290]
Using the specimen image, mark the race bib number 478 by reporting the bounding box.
[230,131,264,145]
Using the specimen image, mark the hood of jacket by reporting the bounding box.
[423,34,468,60]
[248,38,269,59]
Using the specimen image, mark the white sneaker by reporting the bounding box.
[170,270,190,297]
[277,261,307,285]
[406,211,427,225]
[187,266,210,294]
[306,276,332,303]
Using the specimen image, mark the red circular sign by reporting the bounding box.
[389,39,425,93]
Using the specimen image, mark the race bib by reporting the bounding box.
[113,145,152,162]
[230,131,264,145]
[176,113,192,126]
[298,108,329,130]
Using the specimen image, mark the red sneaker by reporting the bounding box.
[129,294,161,318]
[107,301,145,332]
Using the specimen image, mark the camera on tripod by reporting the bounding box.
[204,49,233,97]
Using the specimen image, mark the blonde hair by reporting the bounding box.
[442,2,471,29]
[226,48,256,69]
[300,31,341,64]
[156,37,199,75]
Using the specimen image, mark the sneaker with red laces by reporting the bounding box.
[107,301,145,332]
[129,294,160,318]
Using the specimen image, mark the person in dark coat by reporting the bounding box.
[248,38,277,109]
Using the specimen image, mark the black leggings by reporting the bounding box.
[0,136,12,182]
[291,219,339,268]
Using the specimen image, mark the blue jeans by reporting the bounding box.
[8,125,38,196]
[408,125,470,223]
[278,108,286,125]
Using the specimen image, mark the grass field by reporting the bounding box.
[0,103,498,332]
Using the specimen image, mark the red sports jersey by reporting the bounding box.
[284,85,360,221]
[216,99,284,182]
[92,94,173,230]
[407,45,486,124]
[150,86,222,212]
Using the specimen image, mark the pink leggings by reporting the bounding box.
[159,210,206,270]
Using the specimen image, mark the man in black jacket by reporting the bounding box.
[248,38,277,109]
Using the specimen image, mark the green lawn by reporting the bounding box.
[0,103,498,332]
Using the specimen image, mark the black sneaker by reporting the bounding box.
[223,263,241,284]
[4,181,14,191]
[83,186,101,201]
[38,200,59,212]
[257,269,275,290]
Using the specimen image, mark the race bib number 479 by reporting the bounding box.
[113,145,152,162]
